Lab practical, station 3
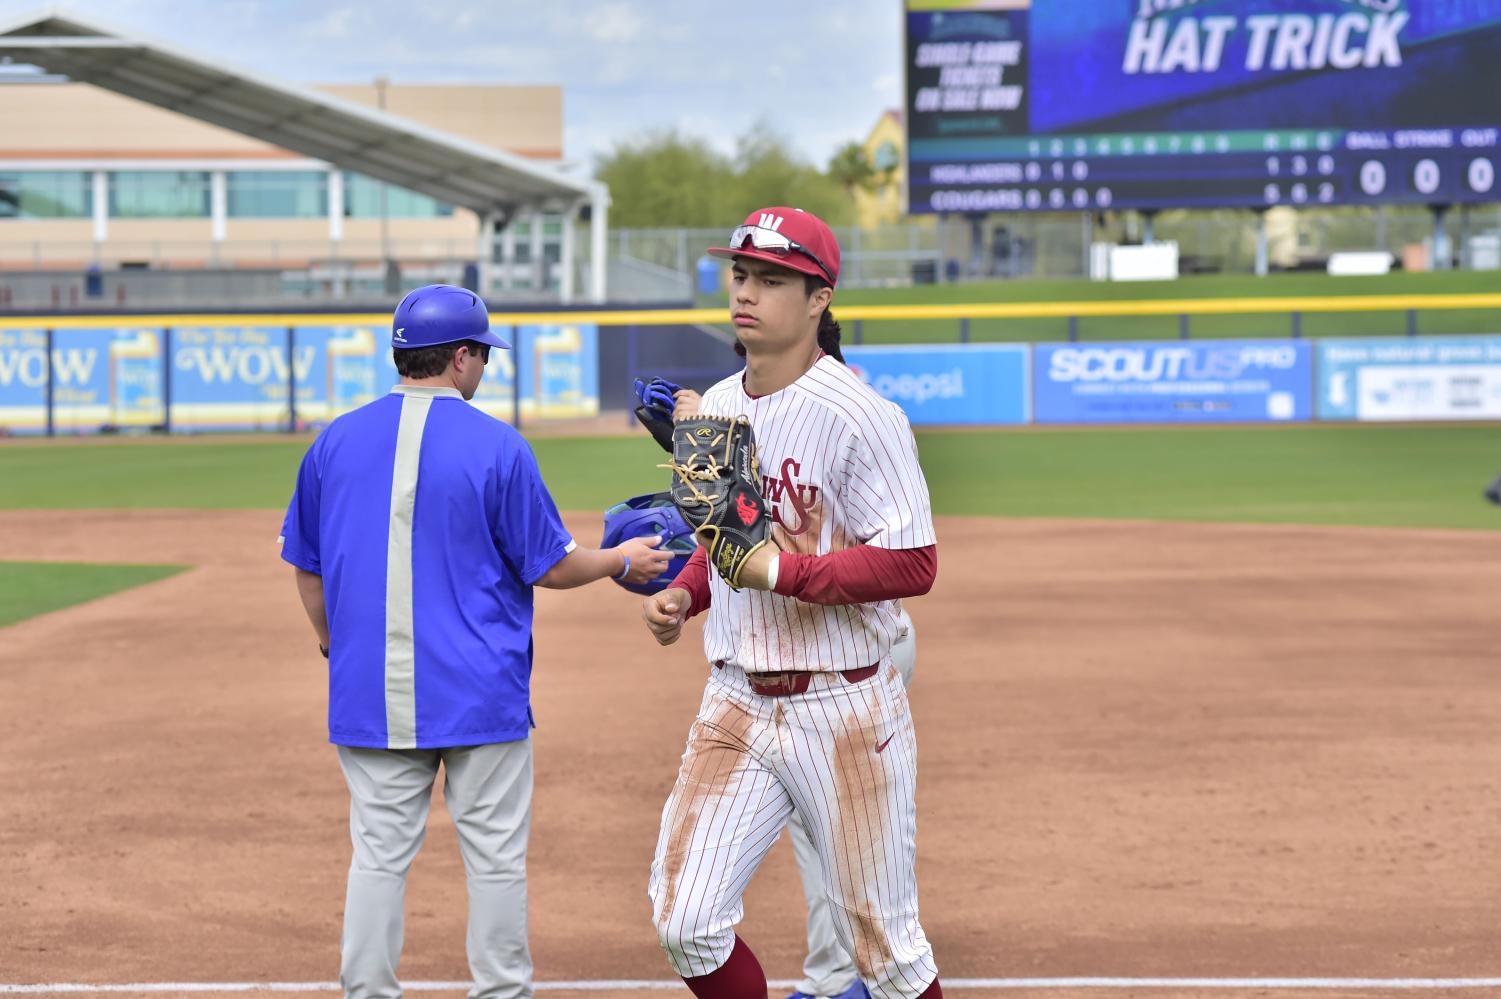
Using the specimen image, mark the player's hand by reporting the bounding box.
[729,540,780,592]
[618,536,673,585]
[672,389,702,421]
[643,588,690,645]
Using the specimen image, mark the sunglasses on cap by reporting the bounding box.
[727,224,836,285]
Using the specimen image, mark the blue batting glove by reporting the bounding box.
[633,377,682,413]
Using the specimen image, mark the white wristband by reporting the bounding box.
[765,552,780,591]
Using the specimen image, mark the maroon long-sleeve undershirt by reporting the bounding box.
[671,542,937,616]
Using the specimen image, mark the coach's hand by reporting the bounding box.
[619,535,673,585]
[643,588,690,645]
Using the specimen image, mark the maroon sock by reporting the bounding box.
[681,936,767,999]
[916,978,943,999]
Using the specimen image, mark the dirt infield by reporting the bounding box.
[2,510,1499,998]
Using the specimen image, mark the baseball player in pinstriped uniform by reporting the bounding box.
[640,208,943,999]
[280,285,670,999]
[665,384,918,999]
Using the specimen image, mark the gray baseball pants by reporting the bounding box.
[336,739,533,999]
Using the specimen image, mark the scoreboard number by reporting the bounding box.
[1469,158,1495,194]
[1413,159,1441,195]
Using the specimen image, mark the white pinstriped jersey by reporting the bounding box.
[696,355,935,673]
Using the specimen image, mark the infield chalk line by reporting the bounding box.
[6,980,1501,994]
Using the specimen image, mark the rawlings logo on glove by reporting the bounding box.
[663,416,770,590]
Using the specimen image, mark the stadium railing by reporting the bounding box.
[4,291,1501,437]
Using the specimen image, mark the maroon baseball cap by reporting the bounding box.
[706,206,841,287]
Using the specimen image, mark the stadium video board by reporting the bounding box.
[904,0,1501,213]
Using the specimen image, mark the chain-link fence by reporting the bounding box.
[3,206,1496,309]
[597,205,1501,301]
[604,224,950,298]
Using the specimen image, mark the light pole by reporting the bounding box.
[375,75,396,294]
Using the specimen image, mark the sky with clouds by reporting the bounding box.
[0,0,904,172]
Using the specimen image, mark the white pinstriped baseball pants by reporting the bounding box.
[648,658,937,999]
[789,618,918,997]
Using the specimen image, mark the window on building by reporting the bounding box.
[343,172,454,218]
[0,172,92,218]
[511,219,533,264]
[504,216,565,263]
[227,171,328,218]
[109,171,211,218]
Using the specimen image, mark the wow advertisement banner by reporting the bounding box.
[507,323,600,422]
[1033,339,1313,423]
[844,344,1030,425]
[0,326,165,434]
[289,322,598,428]
[0,320,599,434]
[1317,335,1501,420]
[169,325,314,431]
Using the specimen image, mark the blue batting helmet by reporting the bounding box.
[391,284,510,350]
[601,492,698,596]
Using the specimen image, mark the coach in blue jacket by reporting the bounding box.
[280,285,669,999]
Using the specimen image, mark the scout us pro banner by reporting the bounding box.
[1033,338,1313,424]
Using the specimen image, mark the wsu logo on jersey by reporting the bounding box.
[761,457,820,535]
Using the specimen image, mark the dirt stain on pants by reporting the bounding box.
[829,695,899,980]
[653,696,754,942]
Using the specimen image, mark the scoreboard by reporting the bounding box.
[904,0,1501,213]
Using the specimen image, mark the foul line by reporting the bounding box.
[5,979,1501,994]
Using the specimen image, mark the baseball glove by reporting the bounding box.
[633,377,681,452]
[663,416,770,589]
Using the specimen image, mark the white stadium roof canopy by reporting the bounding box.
[0,4,611,298]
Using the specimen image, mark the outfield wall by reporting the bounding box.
[850,336,1501,425]
[0,321,600,434]
[2,309,1500,434]
[0,313,739,435]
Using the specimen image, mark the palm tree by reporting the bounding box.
[826,142,876,196]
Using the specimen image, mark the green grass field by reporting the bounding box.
[703,270,1501,344]
[0,561,187,628]
[3,424,1498,529]
[7,276,1498,630]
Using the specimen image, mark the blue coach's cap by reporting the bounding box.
[391,284,511,350]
